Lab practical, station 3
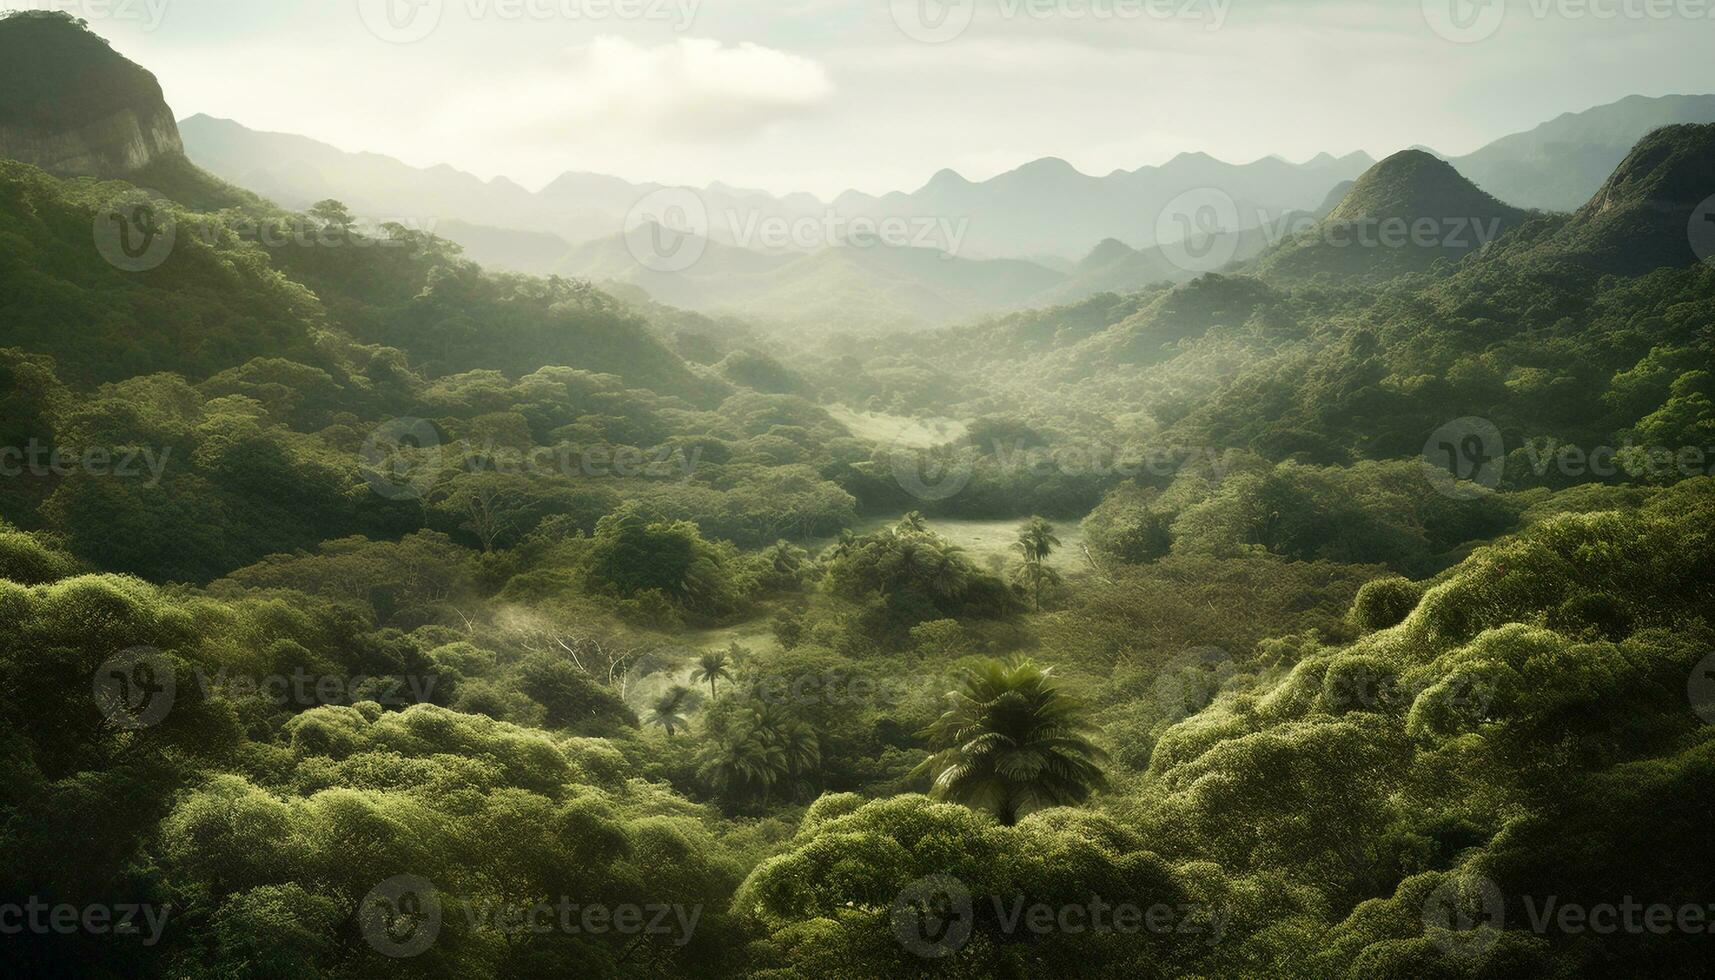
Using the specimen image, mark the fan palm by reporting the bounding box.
[645,685,694,738]
[690,649,734,699]
[1015,516,1061,563]
[698,730,788,803]
[917,658,1108,825]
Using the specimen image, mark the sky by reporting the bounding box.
[13,0,1713,197]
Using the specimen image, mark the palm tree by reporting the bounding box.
[1015,516,1061,563]
[690,649,734,699]
[913,539,971,600]
[917,659,1108,825]
[698,730,788,804]
[1014,518,1062,610]
[645,685,694,738]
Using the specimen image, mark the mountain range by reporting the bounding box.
[172,92,1715,328]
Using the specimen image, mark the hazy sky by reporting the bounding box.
[20,0,1712,196]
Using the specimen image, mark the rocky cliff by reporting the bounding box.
[0,11,185,178]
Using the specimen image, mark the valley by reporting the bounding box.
[1,9,1712,980]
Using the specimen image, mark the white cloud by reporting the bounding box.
[443,36,834,147]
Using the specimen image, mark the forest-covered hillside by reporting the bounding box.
[3,10,1713,980]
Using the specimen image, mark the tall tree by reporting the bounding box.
[691,649,734,699]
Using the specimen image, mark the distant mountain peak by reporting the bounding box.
[1165,150,1219,167]
[1325,149,1522,225]
[1080,237,1137,269]
[921,167,972,191]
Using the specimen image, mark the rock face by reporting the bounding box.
[0,11,185,178]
